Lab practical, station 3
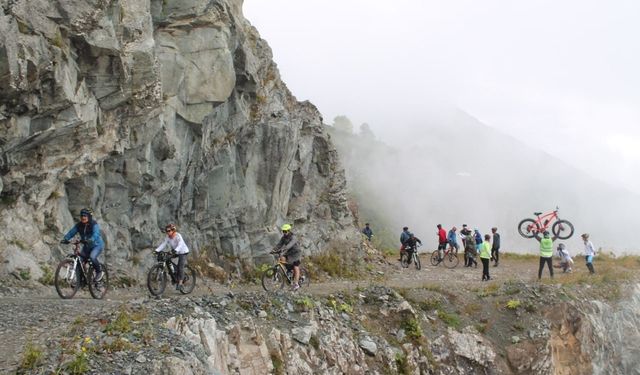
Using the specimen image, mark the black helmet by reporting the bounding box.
[403,226,408,231]
[80,208,93,218]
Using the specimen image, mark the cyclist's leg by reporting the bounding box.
[291,260,301,286]
[176,254,187,285]
[88,244,104,273]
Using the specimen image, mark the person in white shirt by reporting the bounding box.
[556,243,573,273]
[582,233,596,274]
[155,223,190,290]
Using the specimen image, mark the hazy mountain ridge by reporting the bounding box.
[330,109,638,252]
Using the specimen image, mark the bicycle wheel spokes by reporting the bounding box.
[261,267,284,292]
[147,264,167,296]
[298,268,310,288]
[89,263,109,300]
[414,253,421,270]
[444,253,459,269]
[55,259,79,299]
[179,266,196,294]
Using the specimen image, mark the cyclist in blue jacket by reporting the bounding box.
[61,208,105,281]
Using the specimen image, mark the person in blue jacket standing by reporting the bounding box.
[61,208,105,281]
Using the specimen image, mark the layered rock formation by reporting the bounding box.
[0,0,357,279]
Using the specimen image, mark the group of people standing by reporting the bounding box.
[441,224,500,281]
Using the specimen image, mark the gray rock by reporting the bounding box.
[358,337,377,356]
[0,0,359,281]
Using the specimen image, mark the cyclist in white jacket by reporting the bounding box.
[155,223,190,289]
[582,233,596,274]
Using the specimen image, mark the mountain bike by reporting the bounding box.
[401,244,421,270]
[147,251,196,296]
[261,250,309,292]
[430,245,459,268]
[54,240,109,299]
[517,206,574,239]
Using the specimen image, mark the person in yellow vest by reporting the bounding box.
[480,234,492,281]
[534,230,558,279]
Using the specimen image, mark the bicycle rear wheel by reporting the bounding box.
[88,263,109,300]
[444,253,459,269]
[517,219,539,238]
[298,267,310,288]
[147,264,167,296]
[414,253,421,270]
[179,265,196,294]
[55,259,79,299]
[401,252,411,268]
[552,220,574,240]
[262,267,284,292]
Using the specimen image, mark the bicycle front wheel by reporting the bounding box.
[88,263,109,300]
[262,267,284,292]
[430,250,440,266]
[517,219,539,238]
[147,264,167,296]
[552,220,574,240]
[179,265,196,294]
[444,253,459,269]
[414,253,421,270]
[55,259,79,299]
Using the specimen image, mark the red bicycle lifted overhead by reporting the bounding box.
[517,206,574,240]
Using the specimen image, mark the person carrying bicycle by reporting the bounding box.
[271,224,302,290]
[154,223,190,290]
[534,230,559,279]
[61,208,105,281]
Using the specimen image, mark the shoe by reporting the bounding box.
[493,263,498,267]
[176,284,181,290]
[397,258,402,261]
[292,283,300,291]
[94,271,104,282]
[474,263,478,268]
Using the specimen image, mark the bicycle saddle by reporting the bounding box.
[533,212,542,216]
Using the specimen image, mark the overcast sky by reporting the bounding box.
[244,0,640,194]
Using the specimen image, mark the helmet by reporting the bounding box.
[558,243,565,249]
[543,231,550,237]
[165,223,177,233]
[281,224,292,232]
[581,233,589,239]
[80,208,93,217]
[403,226,408,231]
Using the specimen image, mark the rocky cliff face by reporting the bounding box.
[0,0,357,279]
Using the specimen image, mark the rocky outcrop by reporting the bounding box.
[0,0,357,279]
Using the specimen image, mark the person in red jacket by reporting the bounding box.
[437,224,447,260]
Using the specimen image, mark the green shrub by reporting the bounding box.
[437,310,461,329]
[17,342,43,373]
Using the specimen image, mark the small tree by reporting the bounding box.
[333,115,353,134]
[359,123,375,140]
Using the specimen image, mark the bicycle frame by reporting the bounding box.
[64,242,92,285]
[533,210,559,231]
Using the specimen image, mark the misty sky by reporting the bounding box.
[244,0,640,194]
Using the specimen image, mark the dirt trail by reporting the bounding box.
[0,254,544,372]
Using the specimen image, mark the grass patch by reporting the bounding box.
[401,317,423,340]
[39,264,55,285]
[502,252,538,261]
[462,302,483,316]
[477,282,500,298]
[418,298,443,312]
[306,240,366,280]
[437,309,461,329]
[17,342,43,373]
[506,300,521,310]
[190,250,229,283]
[295,296,314,312]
